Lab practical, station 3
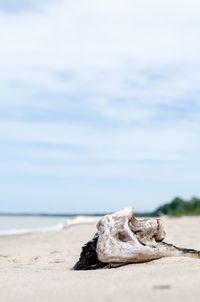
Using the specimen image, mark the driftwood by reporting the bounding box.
[74,207,200,270]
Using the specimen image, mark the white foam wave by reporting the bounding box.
[0,215,101,236]
[64,216,100,228]
[0,223,64,236]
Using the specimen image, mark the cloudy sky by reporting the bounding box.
[1,0,200,213]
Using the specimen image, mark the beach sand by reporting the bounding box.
[0,216,200,302]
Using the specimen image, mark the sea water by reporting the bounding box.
[0,215,100,236]
[0,216,66,236]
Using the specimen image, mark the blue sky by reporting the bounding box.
[1,0,200,213]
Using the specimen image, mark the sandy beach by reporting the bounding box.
[0,216,200,302]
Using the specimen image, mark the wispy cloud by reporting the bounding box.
[0,0,54,13]
[1,0,200,212]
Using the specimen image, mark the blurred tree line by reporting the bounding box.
[153,197,200,216]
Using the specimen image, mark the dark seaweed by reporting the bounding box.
[73,234,107,270]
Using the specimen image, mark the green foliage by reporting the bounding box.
[153,196,200,216]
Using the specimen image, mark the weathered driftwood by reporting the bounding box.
[74,207,200,270]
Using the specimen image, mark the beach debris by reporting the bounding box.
[74,207,200,270]
[73,234,107,270]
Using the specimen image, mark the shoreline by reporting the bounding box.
[0,215,101,237]
[1,214,200,237]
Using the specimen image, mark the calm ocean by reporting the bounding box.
[0,216,66,236]
[0,215,100,236]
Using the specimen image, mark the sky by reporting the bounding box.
[1,0,200,213]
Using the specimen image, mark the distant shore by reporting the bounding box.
[0,212,106,217]
[2,196,200,217]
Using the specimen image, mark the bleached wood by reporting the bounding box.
[96,207,200,267]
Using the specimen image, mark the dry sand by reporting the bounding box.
[0,216,200,302]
